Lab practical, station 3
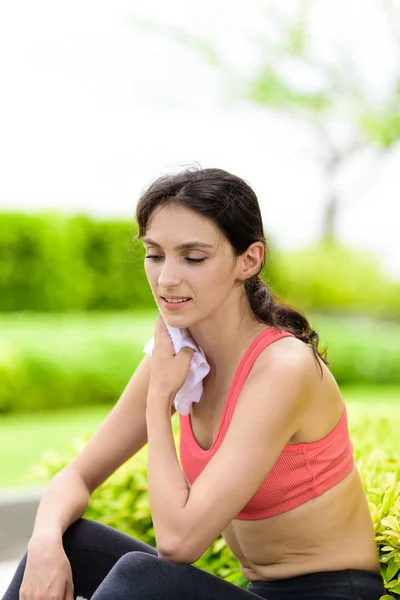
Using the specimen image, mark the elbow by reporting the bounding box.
[156,515,207,564]
[157,536,202,565]
[157,534,201,564]
[158,546,199,564]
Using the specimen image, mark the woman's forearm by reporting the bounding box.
[146,392,191,555]
[29,466,90,544]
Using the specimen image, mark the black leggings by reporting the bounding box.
[3,518,387,600]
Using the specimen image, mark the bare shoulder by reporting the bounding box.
[231,332,326,433]
[252,333,343,442]
[253,333,324,384]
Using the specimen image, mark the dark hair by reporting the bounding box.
[134,165,329,377]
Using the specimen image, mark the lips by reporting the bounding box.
[161,296,191,302]
[161,297,192,309]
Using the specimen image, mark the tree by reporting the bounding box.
[133,0,400,243]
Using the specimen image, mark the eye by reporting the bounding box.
[144,255,206,264]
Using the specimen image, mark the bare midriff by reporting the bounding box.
[222,467,380,581]
[190,332,380,582]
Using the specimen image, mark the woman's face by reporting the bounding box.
[142,204,240,327]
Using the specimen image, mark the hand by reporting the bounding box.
[20,535,74,599]
[148,314,195,401]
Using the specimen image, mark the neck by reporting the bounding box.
[188,293,267,382]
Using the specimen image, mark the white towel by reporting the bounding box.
[143,315,210,416]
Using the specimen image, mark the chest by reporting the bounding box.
[189,383,336,453]
[188,352,337,452]
[189,383,232,451]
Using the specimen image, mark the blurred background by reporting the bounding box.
[1,0,400,590]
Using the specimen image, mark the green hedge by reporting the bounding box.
[0,212,152,311]
[268,241,400,321]
[1,211,399,317]
[33,403,400,597]
[0,312,400,413]
[312,315,400,385]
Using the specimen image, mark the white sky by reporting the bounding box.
[0,0,399,278]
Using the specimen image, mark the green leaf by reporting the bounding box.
[382,486,397,515]
[381,555,392,563]
[382,517,400,532]
[386,559,399,582]
[244,66,331,114]
[359,109,400,148]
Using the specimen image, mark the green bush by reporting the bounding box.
[73,215,151,310]
[34,405,400,597]
[0,213,89,311]
[0,212,152,312]
[267,241,400,321]
[312,315,400,386]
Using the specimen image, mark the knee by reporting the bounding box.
[113,551,159,576]
[112,551,166,588]
[91,552,164,599]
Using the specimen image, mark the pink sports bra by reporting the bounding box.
[179,327,355,520]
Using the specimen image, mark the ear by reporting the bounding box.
[236,242,264,282]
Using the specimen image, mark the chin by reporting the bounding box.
[164,318,191,328]
[163,313,195,329]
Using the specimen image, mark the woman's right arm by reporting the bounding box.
[30,353,158,543]
[20,353,166,599]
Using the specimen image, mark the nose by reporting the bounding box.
[157,258,182,289]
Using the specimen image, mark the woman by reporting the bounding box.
[4,166,386,600]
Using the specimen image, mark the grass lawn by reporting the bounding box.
[1,385,399,489]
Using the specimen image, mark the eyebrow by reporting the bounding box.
[143,237,214,250]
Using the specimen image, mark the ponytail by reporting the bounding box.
[244,276,329,378]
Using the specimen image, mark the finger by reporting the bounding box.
[179,347,195,364]
[153,335,174,359]
[155,313,166,329]
[154,315,169,340]
[155,320,172,342]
